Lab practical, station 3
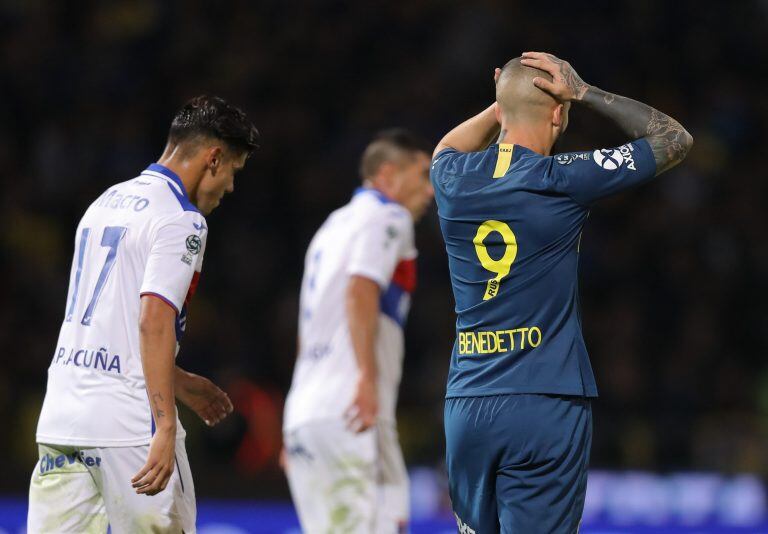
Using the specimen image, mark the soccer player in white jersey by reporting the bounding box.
[28,95,259,533]
[283,130,434,533]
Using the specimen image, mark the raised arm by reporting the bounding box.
[433,69,503,158]
[521,52,693,175]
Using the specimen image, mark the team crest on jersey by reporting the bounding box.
[186,235,202,254]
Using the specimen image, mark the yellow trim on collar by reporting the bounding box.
[492,144,514,178]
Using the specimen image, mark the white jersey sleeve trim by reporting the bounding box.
[139,211,207,312]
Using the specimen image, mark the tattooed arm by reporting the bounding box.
[581,88,693,175]
[521,51,693,175]
[131,294,177,495]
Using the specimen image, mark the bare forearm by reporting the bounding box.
[434,103,500,157]
[174,365,194,403]
[579,86,693,175]
[174,365,192,390]
[140,324,177,431]
[346,279,379,380]
[347,304,377,379]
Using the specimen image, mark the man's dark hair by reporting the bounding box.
[168,95,260,156]
[359,128,431,180]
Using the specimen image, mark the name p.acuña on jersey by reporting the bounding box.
[51,345,122,374]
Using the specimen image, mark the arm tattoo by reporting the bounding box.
[546,54,588,99]
[581,86,692,175]
[152,392,166,418]
[646,109,691,174]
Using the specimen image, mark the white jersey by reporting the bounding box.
[284,188,417,431]
[36,164,207,447]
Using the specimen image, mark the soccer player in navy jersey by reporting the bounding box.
[431,53,692,532]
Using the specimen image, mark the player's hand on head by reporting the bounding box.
[520,51,590,102]
[344,377,378,433]
[176,372,233,427]
[131,427,176,496]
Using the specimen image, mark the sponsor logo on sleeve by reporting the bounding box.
[593,148,624,170]
[555,152,591,165]
[618,142,637,170]
[593,143,637,171]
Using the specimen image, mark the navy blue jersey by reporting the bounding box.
[431,139,656,398]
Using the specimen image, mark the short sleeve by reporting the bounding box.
[347,207,411,289]
[140,212,208,313]
[549,139,657,205]
[430,148,462,181]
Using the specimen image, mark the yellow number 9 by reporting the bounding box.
[473,220,517,300]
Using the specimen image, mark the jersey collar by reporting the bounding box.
[143,163,187,196]
[353,186,397,205]
[141,163,200,213]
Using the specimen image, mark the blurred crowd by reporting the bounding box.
[1,0,766,496]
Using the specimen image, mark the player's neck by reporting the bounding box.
[497,122,555,156]
[156,146,202,202]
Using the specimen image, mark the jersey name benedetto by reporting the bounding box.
[284,188,417,431]
[431,141,657,399]
[36,164,207,447]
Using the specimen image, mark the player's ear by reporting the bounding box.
[377,161,398,183]
[552,104,564,128]
[206,146,224,175]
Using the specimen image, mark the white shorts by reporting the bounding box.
[283,420,409,534]
[28,439,196,533]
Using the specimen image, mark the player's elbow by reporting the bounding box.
[139,315,165,339]
[681,129,694,157]
[433,141,451,159]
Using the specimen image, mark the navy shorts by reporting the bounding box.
[444,394,592,534]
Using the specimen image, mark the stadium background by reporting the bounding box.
[1,1,766,532]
